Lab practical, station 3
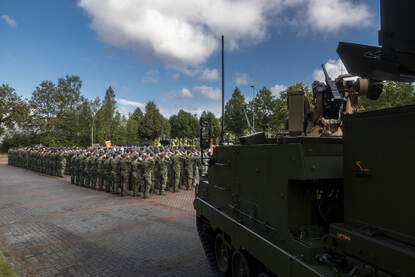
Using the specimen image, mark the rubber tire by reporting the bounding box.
[196,217,226,276]
[232,250,250,277]
[215,234,231,274]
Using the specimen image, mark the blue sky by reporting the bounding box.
[1,0,379,117]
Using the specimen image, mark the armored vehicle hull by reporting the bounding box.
[194,106,415,277]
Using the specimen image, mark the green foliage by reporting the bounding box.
[224,87,247,137]
[169,110,199,139]
[0,84,28,136]
[201,111,221,138]
[138,101,170,141]
[0,250,16,277]
[359,81,415,111]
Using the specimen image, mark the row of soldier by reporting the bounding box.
[8,146,202,198]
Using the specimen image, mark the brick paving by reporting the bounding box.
[0,158,214,277]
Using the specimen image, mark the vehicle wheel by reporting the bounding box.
[257,274,270,277]
[215,234,231,274]
[232,250,250,277]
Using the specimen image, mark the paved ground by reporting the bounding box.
[0,158,214,277]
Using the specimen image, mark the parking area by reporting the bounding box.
[0,158,213,277]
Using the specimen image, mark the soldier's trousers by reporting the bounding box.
[97,172,104,190]
[143,175,152,198]
[71,172,75,184]
[112,173,120,193]
[104,174,112,192]
[131,175,141,196]
[160,172,168,193]
[90,172,97,189]
[186,171,193,190]
[172,169,180,192]
[120,174,129,195]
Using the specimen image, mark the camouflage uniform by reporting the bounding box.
[120,156,131,196]
[158,156,169,194]
[111,157,121,193]
[142,158,154,198]
[171,154,181,192]
[130,158,143,196]
[103,157,112,192]
[97,156,105,190]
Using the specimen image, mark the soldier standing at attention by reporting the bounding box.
[111,153,121,194]
[104,154,112,192]
[84,153,92,188]
[97,154,105,191]
[130,155,142,197]
[142,154,154,198]
[120,153,131,196]
[90,153,98,189]
[171,151,181,192]
[184,151,194,190]
[57,152,66,177]
[70,153,77,184]
[158,154,169,195]
[79,152,86,187]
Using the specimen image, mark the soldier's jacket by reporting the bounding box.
[111,159,121,174]
[142,159,154,179]
[89,157,97,174]
[171,155,181,170]
[184,155,194,174]
[97,158,104,174]
[79,156,86,173]
[158,159,169,175]
[131,160,142,179]
[104,159,112,175]
[120,159,130,177]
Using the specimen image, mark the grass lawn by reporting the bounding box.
[0,154,8,158]
[0,251,16,277]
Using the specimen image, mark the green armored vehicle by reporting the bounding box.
[194,1,415,276]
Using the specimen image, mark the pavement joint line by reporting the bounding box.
[0,188,79,198]
[0,194,107,210]
[16,213,187,255]
[0,201,148,228]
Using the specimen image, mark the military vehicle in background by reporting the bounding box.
[194,1,415,276]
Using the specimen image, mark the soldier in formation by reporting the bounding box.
[8,145,201,199]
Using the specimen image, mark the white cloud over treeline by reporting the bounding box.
[78,0,373,68]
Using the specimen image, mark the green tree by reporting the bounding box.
[29,80,58,136]
[224,87,247,137]
[131,107,144,121]
[95,86,116,142]
[201,111,221,139]
[138,101,170,142]
[0,84,28,137]
[169,110,199,139]
[359,81,415,111]
[249,86,277,135]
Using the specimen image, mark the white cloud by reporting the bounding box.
[306,0,373,32]
[313,58,357,82]
[117,98,144,108]
[193,85,221,100]
[1,15,17,28]
[168,87,193,99]
[270,84,287,97]
[79,0,372,69]
[200,68,219,81]
[235,73,251,87]
[116,98,144,117]
[141,69,160,84]
[171,72,181,80]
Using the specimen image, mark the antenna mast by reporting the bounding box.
[220,35,225,144]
